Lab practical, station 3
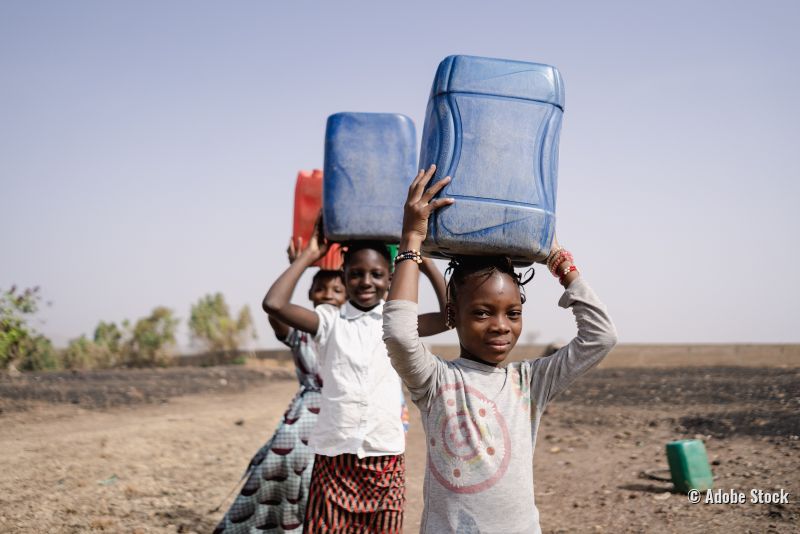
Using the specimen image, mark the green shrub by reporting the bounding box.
[188,293,256,353]
[122,307,177,367]
[1,286,57,371]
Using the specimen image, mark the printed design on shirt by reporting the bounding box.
[508,365,531,412]
[509,366,531,410]
[427,382,511,494]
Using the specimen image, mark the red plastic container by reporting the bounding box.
[293,170,342,270]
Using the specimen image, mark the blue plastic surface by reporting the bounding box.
[323,112,417,243]
[419,55,564,265]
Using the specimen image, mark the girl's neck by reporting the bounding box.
[459,346,499,367]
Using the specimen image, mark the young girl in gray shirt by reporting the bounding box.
[383,166,618,533]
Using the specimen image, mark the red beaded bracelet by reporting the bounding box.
[549,249,574,276]
[558,264,578,282]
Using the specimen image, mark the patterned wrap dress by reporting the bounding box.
[215,328,322,534]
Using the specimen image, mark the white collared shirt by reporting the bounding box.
[310,300,405,458]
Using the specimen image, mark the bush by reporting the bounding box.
[1,286,57,372]
[188,293,256,353]
[122,307,177,367]
[62,335,118,370]
[94,321,123,356]
[16,334,59,371]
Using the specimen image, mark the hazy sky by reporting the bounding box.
[2,0,799,349]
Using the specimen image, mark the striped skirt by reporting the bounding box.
[303,453,405,533]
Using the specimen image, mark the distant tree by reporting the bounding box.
[188,293,256,353]
[61,322,125,370]
[0,286,58,371]
[123,307,178,367]
[93,320,124,365]
[17,333,57,371]
[62,335,107,370]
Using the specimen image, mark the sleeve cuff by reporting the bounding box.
[383,299,419,313]
[558,276,590,308]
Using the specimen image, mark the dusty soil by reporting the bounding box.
[1,362,798,533]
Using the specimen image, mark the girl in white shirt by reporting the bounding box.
[264,228,448,533]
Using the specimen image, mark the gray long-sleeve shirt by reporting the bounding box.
[382,277,617,534]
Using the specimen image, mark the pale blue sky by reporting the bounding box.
[2,0,799,349]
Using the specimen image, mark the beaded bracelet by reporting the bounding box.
[546,247,567,273]
[558,264,578,282]
[545,247,562,271]
[394,249,423,266]
[548,249,574,276]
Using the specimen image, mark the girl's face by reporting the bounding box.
[343,249,390,310]
[309,276,346,308]
[453,271,523,366]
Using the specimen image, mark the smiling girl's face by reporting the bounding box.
[343,248,390,310]
[308,275,346,308]
[453,271,523,366]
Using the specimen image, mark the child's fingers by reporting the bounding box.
[408,167,427,195]
[428,197,455,212]
[409,168,426,190]
[421,164,437,185]
[421,175,451,204]
[408,166,434,201]
[408,164,437,203]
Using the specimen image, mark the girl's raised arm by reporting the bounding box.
[263,225,328,335]
[384,165,453,398]
[266,238,303,340]
[387,165,453,304]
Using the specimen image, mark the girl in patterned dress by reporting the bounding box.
[215,268,346,534]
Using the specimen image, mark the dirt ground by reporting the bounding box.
[1,360,798,533]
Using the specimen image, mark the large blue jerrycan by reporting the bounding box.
[323,112,417,243]
[419,55,565,265]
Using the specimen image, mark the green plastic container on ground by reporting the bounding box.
[666,439,714,493]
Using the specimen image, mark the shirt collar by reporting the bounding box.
[455,357,507,374]
[343,300,385,320]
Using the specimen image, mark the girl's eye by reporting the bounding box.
[372,271,384,278]
[473,310,490,318]
[508,310,522,319]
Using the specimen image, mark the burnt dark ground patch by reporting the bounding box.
[0,366,293,412]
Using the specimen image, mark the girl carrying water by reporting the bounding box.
[383,165,618,533]
[215,238,346,533]
[264,221,448,533]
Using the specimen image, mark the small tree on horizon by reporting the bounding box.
[123,306,178,367]
[1,286,58,371]
[94,321,123,356]
[188,293,256,353]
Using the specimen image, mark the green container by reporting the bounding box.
[666,439,714,493]
[387,244,399,271]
